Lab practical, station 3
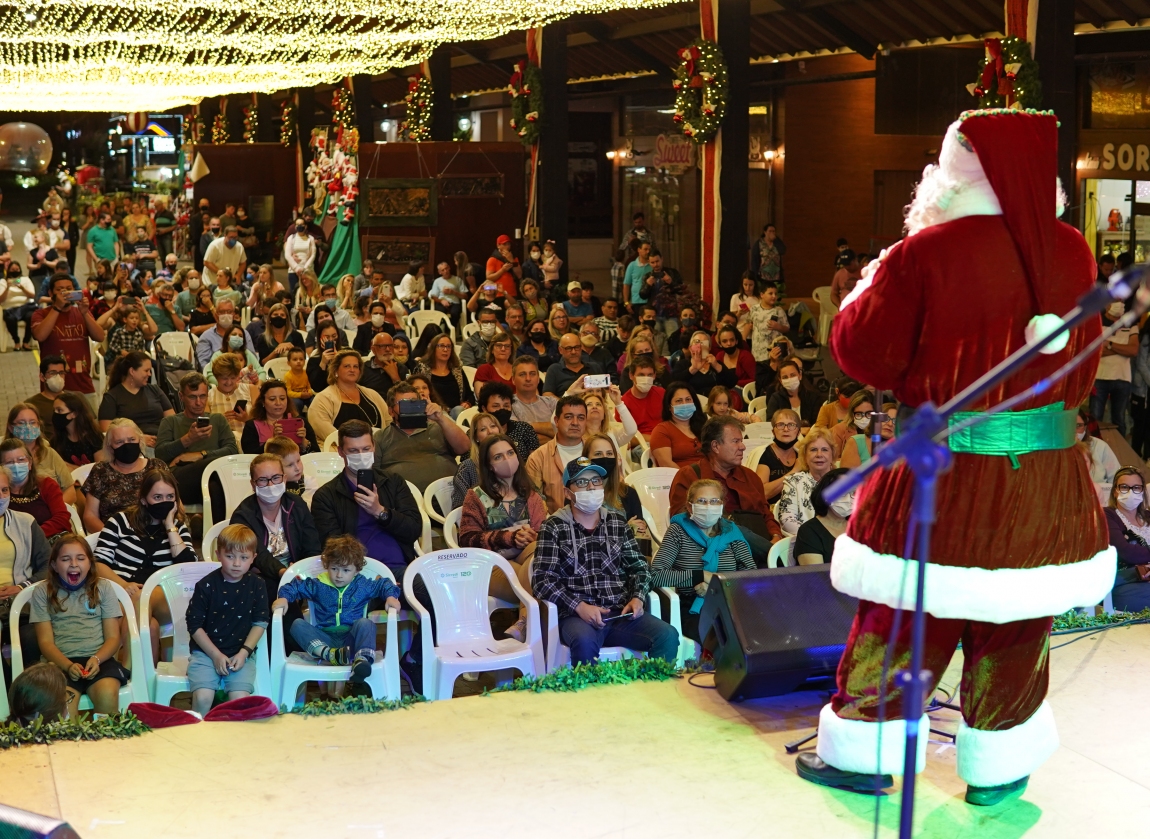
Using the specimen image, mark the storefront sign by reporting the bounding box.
[1079,130,1150,173]
[651,134,695,173]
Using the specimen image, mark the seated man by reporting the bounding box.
[669,416,781,566]
[359,331,408,401]
[25,354,68,445]
[155,373,238,508]
[532,457,679,666]
[476,381,539,458]
[511,356,557,442]
[372,382,470,493]
[526,394,588,513]
[543,332,604,397]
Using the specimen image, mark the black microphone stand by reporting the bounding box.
[822,265,1150,839]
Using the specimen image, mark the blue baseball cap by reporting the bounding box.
[563,456,607,486]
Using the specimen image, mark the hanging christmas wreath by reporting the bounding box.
[211,98,230,144]
[242,98,258,144]
[673,39,728,145]
[279,99,296,147]
[401,73,433,142]
[508,60,544,147]
[967,36,1041,110]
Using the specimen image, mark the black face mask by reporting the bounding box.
[641,319,656,328]
[269,316,287,328]
[112,441,141,464]
[720,345,737,355]
[530,332,547,343]
[52,412,71,433]
[492,408,512,427]
[145,500,175,522]
[590,456,617,476]
[681,318,696,330]
[773,437,798,451]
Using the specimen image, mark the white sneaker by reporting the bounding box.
[504,617,527,642]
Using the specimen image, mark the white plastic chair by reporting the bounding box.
[741,382,757,403]
[405,310,452,340]
[65,503,85,535]
[767,535,794,568]
[403,548,545,700]
[10,581,149,711]
[423,476,455,524]
[407,480,434,555]
[157,331,195,363]
[655,586,702,667]
[540,590,659,673]
[138,561,274,705]
[743,443,767,469]
[812,285,838,346]
[623,467,680,544]
[71,461,96,492]
[443,507,462,549]
[462,365,477,391]
[201,520,229,560]
[200,454,257,535]
[323,430,339,452]
[240,306,252,328]
[744,423,775,443]
[461,322,480,340]
[86,531,100,551]
[271,556,401,707]
[697,393,708,412]
[456,405,480,429]
[747,395,767,415]
[265,356,291,381]
[301,451,344,487]
[90,341,107,401]
[637,443,654,470]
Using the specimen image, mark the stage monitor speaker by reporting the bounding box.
[697,564,857,702]
[0,803,79,839]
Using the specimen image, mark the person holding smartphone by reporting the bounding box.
[372,382,469,493]
[155,374,238,505]
[31,275,106,402]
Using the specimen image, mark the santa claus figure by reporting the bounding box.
[796,110,1115,805]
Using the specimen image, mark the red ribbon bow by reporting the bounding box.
[977,38,1012,98]
[509,60,526,94]
[407,74,422,93]
[679,46,700,80]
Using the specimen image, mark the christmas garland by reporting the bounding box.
[486,657,680,694]
[401,73,433,142]
[673,38,728,144]
[508,60,543,147]
[242,97,258,144]
[0,711,148,750]
[968,36,1041,110]
[279,98,296,147]
[211,98,230,144]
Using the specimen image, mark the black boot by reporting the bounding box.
[965,776,1028,806]
[795,753,894,794]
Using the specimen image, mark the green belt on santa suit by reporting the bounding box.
[946,402,1077,469]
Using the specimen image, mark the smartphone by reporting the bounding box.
[323,339,336,352]
[355,468,375,493]
[603,611,632,622]
[233,399,248,412]
[66,290,83,302]
[583,374,610,390]
[195,416,211,428]
[398,399,428,430]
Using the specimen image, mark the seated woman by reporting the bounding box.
[97,351,175,453]
[581,385,639,455]
[253,302,303,367]
[306,321,344,396]
[6,402,74,503]
[764,360,823,429]
[307,349,388,445]
[814,376,861,429]
[777,426,836,536]
[519,319,559,371]
[1079,408,1120,486]
[408,372,444,408]
[187,286,217,336]
[705,385,761,425]
[81,419,163,534]
[671,331,724,394]
[755,408,800,505]
[241,379,311,455]
[458,434,547,643]
[412,333,475,417]
[794,467,851,566]
[831,389,877,460]
[650,382,704,469]
[93,467,196,662]
[840,401,898,469]
[50,391,103,469]
[474,331,516,386]
[0,439,69,544]
[391,333,413,368]
[205,325,267,386]
[713,325,756,390]
[652,478,754,642]
[452,412,500,509]
[1104,466,1150,612]
[584,433,647,539]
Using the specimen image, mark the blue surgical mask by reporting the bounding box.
[7,462,30,484]
[325,298,337,309]
[672,403,696,421]
[224,238,236,248]
[228,335,245,350]
[11,424,40,443]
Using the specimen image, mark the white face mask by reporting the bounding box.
[634,375,654,394]
[103,290,116,301]
[371,314,385,328]
[854,416,870,431]
[1107,302,1124,320]
[189,278,201,291]
[690,504,723,530]
[1076,430,1086,442]
[830,496,855,518]
[781,376,800,393]
[1118,490,1144,512]
[255,483,285,504]
[572,488,604,514]
[346,451,374,471]
[479,323,497,339]
[217,314,234,329]
[45,374,65,393]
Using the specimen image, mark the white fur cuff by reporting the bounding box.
[830,536,1117,624]
[956,701,1059,788]
[815,704,929,776]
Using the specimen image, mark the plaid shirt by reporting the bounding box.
[610,260,625,301]
[533,507,651,617]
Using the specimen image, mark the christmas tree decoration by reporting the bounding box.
[673,38,728,145]
[211,99,230,144]
[280,98,296,147]
[331,86,359,153]
[400,73,433,142]
[242,95,258,143]
[967,36,1041,110]
[508,60,544,147]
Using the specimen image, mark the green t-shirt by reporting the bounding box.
[87,225,119,261]
[29,578,120,659]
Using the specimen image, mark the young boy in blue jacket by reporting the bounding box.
[272,534,401,696]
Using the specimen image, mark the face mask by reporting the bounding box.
[530,331,547,343]
[681,318,696,330]
[1107,303,1124,320]
[346,451,374,471]
[1076,430,1086,442]
[781,377,800,393]
[492,408,512,427]
[530,251,541,261]
[224,239,236,248]
[189,278,201,291]
[479,323,496,339]
[52,412,72,433]
[830,496,855,518]
[103,290,117,301]
[691,504,723,530]
[672,403,696,421]
[12,424,40,443]
[572,488,604,513]
[256,483,286,504]
[270,316,287,328]
[217,314,234,330]
[145,500,175,521]
[45,374,65,393]
[854,416,871,431]
[371,314,385,328]
[228,335,245,350]
[325,298,337,309]
[7,462,30,484]
[112,441,141,464]
[580,334,597,348]
[0,497,9,516]
[590,456,617,477]
[295,226,306,234]
[50,220,60,228]
[838,395,850,410]
[210,227,220,234]
[634,375,654,394]
[492,455,519,480]
[773,436,797,451]
[641,319,656,329]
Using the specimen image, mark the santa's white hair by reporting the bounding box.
[904,118,1066,236]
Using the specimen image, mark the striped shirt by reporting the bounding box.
[651,522,755,598]
[94,512,196,585]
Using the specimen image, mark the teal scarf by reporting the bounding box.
[671,512,749,614]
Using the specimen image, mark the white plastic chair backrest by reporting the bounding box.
[423,476,455,523]
[443,507,462,548]
[71,461,96,490]
[323,430,339,452]
[407,480,433,554]
[462,322,480,340]
[767,535,794,569]
[344,329,357,347]
[279,556,396,626]
[66,503,85,535]
[812,286,838,318]
[86,531,100,551]
[638,443,653,470]
[742,382,757,403]
[748,395,768,415]
[265,356,291,381]
[744,423,775,443]
[743,443,767,469]
[697,393,708,412]
[241,306,252,328]
[140,562,220,668]
[202,520,229,560]
[623,467,679,540]
[157,331,194,362]
[406,548,509,645]
[462,366,477,390]
[406,310,452,340]
[1095,483,1111,507]
[200,454,257,533]
[302,452,345,488]
[456,405,480,429]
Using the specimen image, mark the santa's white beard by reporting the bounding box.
[904,163,1067,237]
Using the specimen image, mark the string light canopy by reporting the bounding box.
[0,0,690,111]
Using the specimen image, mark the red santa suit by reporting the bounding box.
[819,110,1115,789]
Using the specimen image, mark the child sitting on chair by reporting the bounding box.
[264,435,310,499]
[271,535,401,698]
[185,524,269,716]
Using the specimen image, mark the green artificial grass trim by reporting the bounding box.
[288,694,426,717]
[485,657,681,695]
[0,711,149,749]
[1052,608,1150,633]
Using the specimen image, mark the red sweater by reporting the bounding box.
[11,476,70,539]
[622,386,665,436]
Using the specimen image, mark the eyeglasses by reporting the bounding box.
[692,497,724,507]
[570,476,605,489]
[773,422,799,431]
[852,412,872,421]
[1117,486,1144,496]
[254,474,285,487]
[1075,422,1087,430]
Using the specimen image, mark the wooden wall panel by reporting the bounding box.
[190,143,298,234]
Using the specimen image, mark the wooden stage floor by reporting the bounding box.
[3,623,1149,838]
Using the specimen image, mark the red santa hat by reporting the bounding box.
[203,695,280,722]
[955,109,1059,318]
[128,702,202,729]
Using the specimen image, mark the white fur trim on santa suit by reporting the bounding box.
[816,704,929,776]
[956,701,1059,788]
[830,535,1116,624]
